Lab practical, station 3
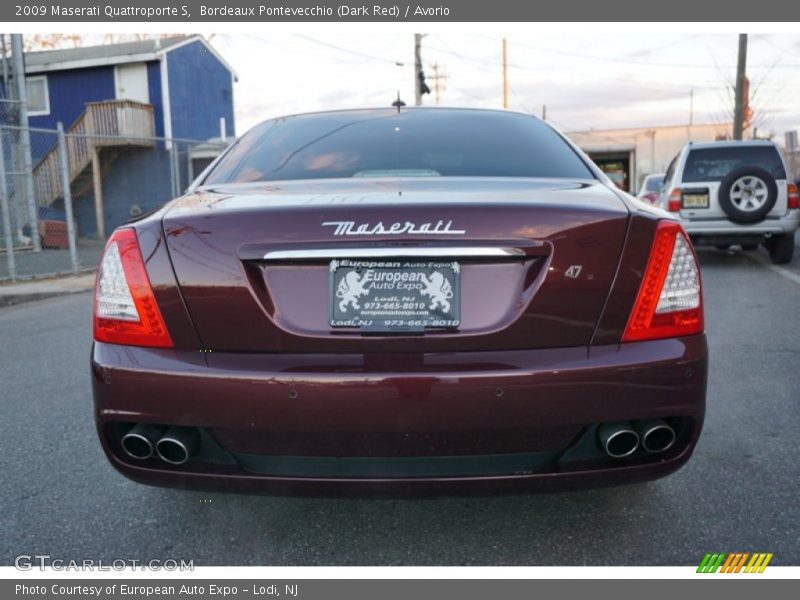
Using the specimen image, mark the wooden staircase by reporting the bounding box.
[33,100,155,210]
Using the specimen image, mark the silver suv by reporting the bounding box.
[660,140,799,264]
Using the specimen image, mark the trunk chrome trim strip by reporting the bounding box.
[262,247,526,261]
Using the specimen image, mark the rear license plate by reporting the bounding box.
[330,259,460,331]
[682,192,709,208]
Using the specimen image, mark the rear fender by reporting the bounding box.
[133,219,203,350]
[591,213,660,345]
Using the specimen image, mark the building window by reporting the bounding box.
[26,76,50,116]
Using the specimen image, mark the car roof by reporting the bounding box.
[684,140,778,151]
[256,106,540,123]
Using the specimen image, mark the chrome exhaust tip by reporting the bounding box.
[597,422,640,458]
[155,427,200,465]
[636,419,676,453]
[121,424,166,460]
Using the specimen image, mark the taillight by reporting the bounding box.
[667,188,682,212]
[93,228,173,348]
[788,183,799,210]
[622,220,703,342]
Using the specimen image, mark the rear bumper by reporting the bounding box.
[680,211,799,239]
[92,335,708,496]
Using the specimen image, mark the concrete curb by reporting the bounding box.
[0,273,96,307]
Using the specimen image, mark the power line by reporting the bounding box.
[436,45,714,96]
[428,35,535,112]
[754,35,800,59]
[471,33,800,69]
[426,35,498,73]
[430,35,800,106]
[431,35,800,93]
[293,33,406,66]
[507,83,534,114]
[427,39,559,72]
[232,33,389,66]
[426,40,791,98]
[624,35,701,58]
[430,35,722,113]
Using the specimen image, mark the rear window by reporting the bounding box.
[682,145,786,183]
[203,109,595,184]
[645,176,663,191]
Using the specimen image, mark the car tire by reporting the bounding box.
[718,166,778,224]
[741,243,758,251]
[766,234,795,264]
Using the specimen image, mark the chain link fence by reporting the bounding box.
[1,111,227,282]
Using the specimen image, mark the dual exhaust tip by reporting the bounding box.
[124,420,674,464]
[121,424,200,465]
[597,419,676,458]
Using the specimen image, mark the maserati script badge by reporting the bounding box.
[322,220,466,236]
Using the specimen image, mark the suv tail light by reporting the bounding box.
[93,228,173,348]
[622,220,703,342]
[667,188,682,212]
[788,183,799,210]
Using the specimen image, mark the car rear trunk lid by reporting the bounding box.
[162,177,630,353]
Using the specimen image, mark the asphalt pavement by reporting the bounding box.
[1,242,798,566]
[0,239,104,281]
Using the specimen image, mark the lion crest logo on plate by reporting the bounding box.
[336,271,372,312]
[421,272,454,312]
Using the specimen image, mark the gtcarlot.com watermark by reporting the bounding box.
[14,554,194,571]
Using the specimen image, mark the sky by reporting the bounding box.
[207,32,800,141]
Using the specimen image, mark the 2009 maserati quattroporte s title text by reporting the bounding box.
[91,108,707,495]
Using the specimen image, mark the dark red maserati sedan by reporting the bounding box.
[91,108,707,495]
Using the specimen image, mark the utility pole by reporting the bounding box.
[733,33,748,140]
[742,76,752,131]
[429,62,448,105]
[414,33,428,106]
[502,38,509,109]
[542,104,547,120]
[689,88,694,126]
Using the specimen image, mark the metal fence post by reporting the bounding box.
[57,122,79,274]
[175,144,182,194]
[0,129,17,280]
[169,142,179,197]
[10,34,41,252]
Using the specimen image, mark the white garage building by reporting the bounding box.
[565,122,737,194]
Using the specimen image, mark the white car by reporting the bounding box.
[637,173,665,204]
[659,140,799,263]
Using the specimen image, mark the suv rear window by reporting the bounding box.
[204,109,595,184]
[682,145,786,183]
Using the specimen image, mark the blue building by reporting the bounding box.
[21,35,237,238]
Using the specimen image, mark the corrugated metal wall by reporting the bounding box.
[28,66,116,133]
[167,40,235,141]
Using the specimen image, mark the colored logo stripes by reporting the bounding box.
[697,552,773,573]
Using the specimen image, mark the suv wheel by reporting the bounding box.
[718,166,778,224]
[766,234,795,264]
